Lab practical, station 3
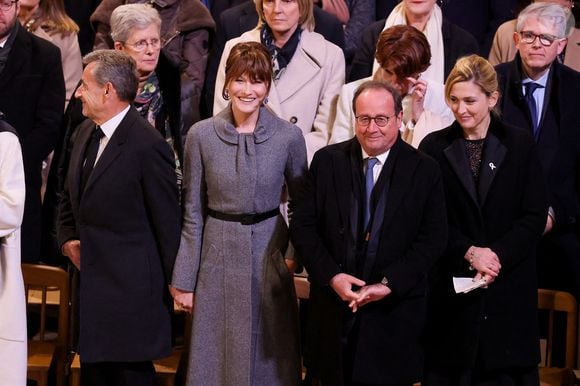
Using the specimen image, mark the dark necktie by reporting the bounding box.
[80,126,104,193]
[364,157,378,230]
[524,82,543,137]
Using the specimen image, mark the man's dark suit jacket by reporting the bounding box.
[290,136,447,385]
[495,55,580,298]
[202,0,345,116]
[348,18,478,82]
[57,107,181,362]
[419,117,546,371]
[0,23,65,263]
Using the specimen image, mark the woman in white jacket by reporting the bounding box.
[330,25,453,148]
[214,0,345,163]
[0,113,27,386]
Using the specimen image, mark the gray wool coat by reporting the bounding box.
[172,106,307,386]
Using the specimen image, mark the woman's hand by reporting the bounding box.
[407,77,428,124]
[169,286,194,314]
[466,246,502,280]
[284,258,298,273]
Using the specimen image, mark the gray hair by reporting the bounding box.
[517,2,575,38]
[83,50,139,102]
[110,3,162,43]
[352,80,403,116]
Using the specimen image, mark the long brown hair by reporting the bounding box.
[26,0,79,36]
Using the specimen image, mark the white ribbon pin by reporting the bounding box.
[489,162,496,171]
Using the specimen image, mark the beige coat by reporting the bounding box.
[214,28,345,162]
[489,19,580,72]
[0,131,26,386]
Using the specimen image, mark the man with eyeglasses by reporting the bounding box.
[495,2,580,300]
[0,0,65,263]
[291,80,447,386]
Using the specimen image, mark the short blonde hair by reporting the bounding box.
[255,0,315,32]
[445,55,500,115]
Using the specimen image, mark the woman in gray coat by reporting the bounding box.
[170,42,307,386]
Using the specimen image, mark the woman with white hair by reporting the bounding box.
[110,3,187,185]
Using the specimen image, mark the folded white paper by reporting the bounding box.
[453,277,488,294]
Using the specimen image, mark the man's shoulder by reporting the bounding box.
[17,27,60,57]
[555,62,580,88]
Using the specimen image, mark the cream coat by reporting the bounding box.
[0,131,27,386]
[214,28,345,162]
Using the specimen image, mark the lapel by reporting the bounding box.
[443,123,479,207]
[268,30,323,107]
[337,139,363,275]
[507,56,535,135]
[68,120,96,206]
[537,64,555,132]
[82,108,134,197]
[477,124,506,207]
[361,138,404,281]
[0,26,29,91]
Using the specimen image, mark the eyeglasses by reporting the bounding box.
[262,0,297,8]
[0,0,17,12]
[518,31,562,47]
[123,38,161,52]
[355,115,393,127]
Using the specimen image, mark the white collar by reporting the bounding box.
[99,105,130,139]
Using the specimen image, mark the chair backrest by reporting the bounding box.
[22,264,70,350]
[537,289,578,368]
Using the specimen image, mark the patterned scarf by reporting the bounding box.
[260,24,302,80]
[134,71,164,128]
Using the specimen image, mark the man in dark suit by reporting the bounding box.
[57,50,181,386]
[495,2,580,298]
[0,0,65,263]
[202,0,345,116]
[290,81,447,386]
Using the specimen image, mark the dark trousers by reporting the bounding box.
[80,361,156,386]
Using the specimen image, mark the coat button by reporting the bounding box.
[290,116,298,124]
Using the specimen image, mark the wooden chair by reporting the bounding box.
[538,289,578,386]
[22,263,70,386]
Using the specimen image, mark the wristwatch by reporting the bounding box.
[380,277,389,287]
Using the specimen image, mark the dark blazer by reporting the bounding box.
[56,107,181,362]
[348,18,479,82]
[202,0,345,116]
[419,117,546,370]
[290,137,447,385]
[495,56,580,297]
[0,24,65,263]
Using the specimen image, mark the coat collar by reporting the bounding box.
[213,105,276,145]
[443,116,507,208]
[242,29,328,114]
[74,107,138,200]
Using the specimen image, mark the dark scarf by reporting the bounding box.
[260,24,302,80]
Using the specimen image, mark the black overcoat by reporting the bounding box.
[57,107,181,362]
[291,137,447,385]
[419,117,547,370]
